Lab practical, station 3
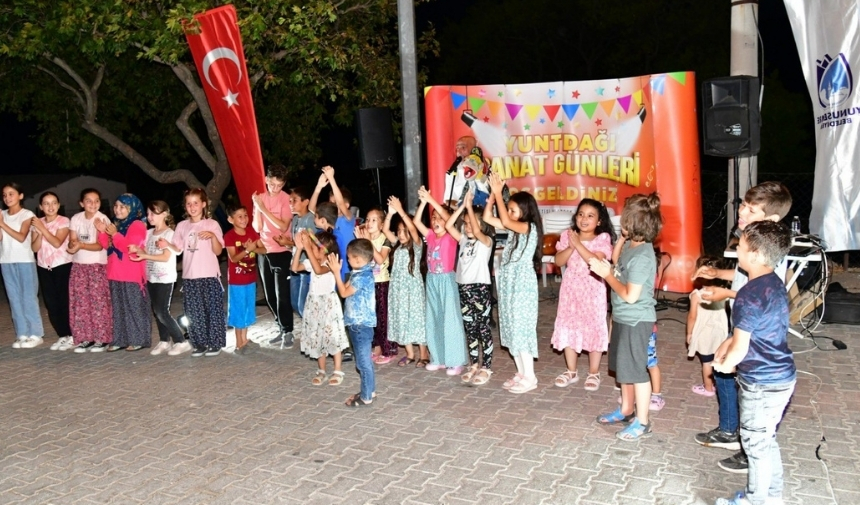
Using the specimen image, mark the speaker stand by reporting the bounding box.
[371,167,383,207]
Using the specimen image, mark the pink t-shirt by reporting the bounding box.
[70,211,108,265]
[36,216,73,269]
[254,191,291,253]
[173,218,225,279]
[425,232,457,274]
[99,220,147,285]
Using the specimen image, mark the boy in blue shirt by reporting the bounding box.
[329,238,376,407]
[310,166,356,281]
[713,221,794,505]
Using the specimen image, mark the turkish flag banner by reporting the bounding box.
[185,5,265,211]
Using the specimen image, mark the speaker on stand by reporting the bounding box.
[356,107,398,206]
[702,75,761,225]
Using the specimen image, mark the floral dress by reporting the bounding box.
[300,259,349,358]
[551,232,613,353]
[388,242,426,345]
[497,224,539,356]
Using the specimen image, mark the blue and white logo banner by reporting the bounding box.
[785,0,860,251]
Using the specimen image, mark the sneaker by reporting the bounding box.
[718,451,749,474]
[649,394,665,411]
[715,491,753,505]
[89,343,107,353]
[12,337,27,349]
[168,341,193,356]
[150,341,172,356]
[267,333,283,346]
[446,366,465,376]
[424,363,446,371]
[281,332,294,350]
[342,351,354,362]
[74,341,95,353]
[106,345,125,352]
[50,338,65,351]
[204,347,221,357]
[191,346,207,357]
[20,336,43,348]
[57,336,75,351]
[694,427,741,451]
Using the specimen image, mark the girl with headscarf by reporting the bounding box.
[95,193,151,351]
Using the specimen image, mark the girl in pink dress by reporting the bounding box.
[551,199,616,391]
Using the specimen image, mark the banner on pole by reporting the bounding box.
[425,73,702,292]
[185,5,266,211]
[784,0,860,251]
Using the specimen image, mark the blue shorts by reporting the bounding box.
[647,323,658,368]
[228,283,256,329]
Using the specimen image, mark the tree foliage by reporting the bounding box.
[0,0,438,204]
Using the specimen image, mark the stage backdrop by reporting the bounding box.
[785,0,860,251]
[425,72,701,293]
[185,5,266,212]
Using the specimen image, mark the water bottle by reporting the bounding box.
[791,216,801,236]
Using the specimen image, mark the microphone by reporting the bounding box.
[447,157,462,175]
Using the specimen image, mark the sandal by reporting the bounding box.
[616,418,652,441]
[375,355,395,365]
[398,356,416,367]
[415,359,430,369]
[509,377,538,394]
[345,393,372,408]
[596,407,635,425]
[461,364,479,383]
[328,371,344,386]
[311,370,326,386]
[583,373,601,392]
[471,368,492,386]
[554,370,579,388]
[502,373,523,390]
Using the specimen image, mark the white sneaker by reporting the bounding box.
[167,341,192,356]
[12,337,27,348]
[50,338,64,350]
[150,341,172,356]
[57,336,75,351]
[19,336,43,348]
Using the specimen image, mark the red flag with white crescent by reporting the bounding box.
[185,5,265,210]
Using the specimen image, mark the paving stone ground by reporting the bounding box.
[1,273,858,504]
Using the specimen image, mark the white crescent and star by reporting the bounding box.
[202,47,243,108]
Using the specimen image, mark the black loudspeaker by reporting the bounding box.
[702,76,760,156]
[356,107,397,170]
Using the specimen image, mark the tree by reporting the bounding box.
[0,0,437,205]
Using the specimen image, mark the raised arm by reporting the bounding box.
[382,200,398,244]
[482,191,503,230]
[444,202,465,243]
[322,166,352,220]
[308,172,328,214]
[464,190,492,248]
[419,185,450,222]
[389,196,421,243]
[412,196,430,237]
[488,172,528,234]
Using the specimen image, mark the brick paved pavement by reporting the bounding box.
[1,275,858,504]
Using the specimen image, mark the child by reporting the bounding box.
[445,189,495,385]
[129,201,190,355]
[252,163,294,348]
[692,181,792,473]
[589,192,662,440]
[483,174,543,394]
[356,207,395,364]
[686,255,729,397]
[168,188,226,357]
[293,230,348,385]
[382,196,429,367]
[551,198,615,391]
[30,191,73,350]
[96,193,150,352]
[413,186,467,375]
[1,183,44,348]
[310,166,356,281]
[68,188,112,352]
[328,239,377,407]
[224,205,263,354]
[288,186,315,318]
[713,221,794,505]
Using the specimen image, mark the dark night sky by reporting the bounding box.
[0,0,810,204]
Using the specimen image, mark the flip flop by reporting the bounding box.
[415,359,430,369]
[398,356,416,367]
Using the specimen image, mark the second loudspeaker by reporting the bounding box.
[356,107,397,169]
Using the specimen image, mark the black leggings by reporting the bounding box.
[259,251,293,333]
[37,263,72,338]
[459,283,493,368]
[147,282,185,343]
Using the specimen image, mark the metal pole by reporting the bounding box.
[397,0,422,211]
[727,0,759,239]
